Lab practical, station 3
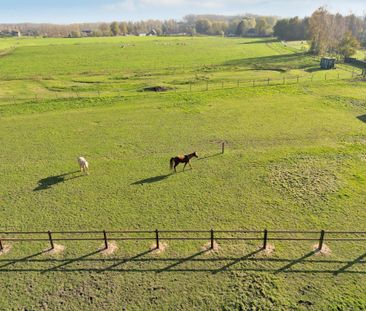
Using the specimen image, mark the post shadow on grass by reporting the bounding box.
[275,250,317,274]
[100,249,154,272]
[0,249,49,269]
[197,153,222,161]
[2,251,366,274]
[333,251,366,276]
[158,249,209,273]
[212,248,262,274]
[33,171,83,191]
[42,249,103,273]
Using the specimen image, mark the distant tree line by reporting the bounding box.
[0,8,365,58]
[0,14,277,38]
[274,8,366,57]
[0,23,90,38]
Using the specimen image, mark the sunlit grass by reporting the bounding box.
[1,36,366,310]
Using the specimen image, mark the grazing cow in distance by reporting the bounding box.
[78,156,89,175]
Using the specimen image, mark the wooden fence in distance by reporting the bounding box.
[0,69,364,106]
[1,229,366,253]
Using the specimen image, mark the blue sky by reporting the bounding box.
[0,0,365,24]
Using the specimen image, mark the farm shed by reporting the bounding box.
[320,58,336,70]
[81,29,93,37]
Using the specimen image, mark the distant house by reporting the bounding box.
[0,30,21,37]
[81,30,93,37]
[147,29,157,36]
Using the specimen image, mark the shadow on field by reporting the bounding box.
[132,169,193,185]
[333,252,366,276]
[239,39,278,45]
[42,249,103,273]
[33,171,83,191]
[305,67,323,73]
[1,248,366,274]
[223,52,310,69]
[131,174,172,185]
[197,153,222,161]
[0,249,49,269]
[275,250,317,274]
[357,115,366,124]
[158,249,209,273]
[212,249,263,274]
[100,249,154,272]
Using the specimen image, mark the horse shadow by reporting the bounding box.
[33,171,83,191]
[131,170,191,185]
[131,174,173,185]
[357,115,366,124]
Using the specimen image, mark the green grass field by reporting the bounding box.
[0,36,361,105]
[1,36,366,310]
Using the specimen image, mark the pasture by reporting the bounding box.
[1,36,366,310]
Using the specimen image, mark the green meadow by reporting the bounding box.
[1,36,366,310]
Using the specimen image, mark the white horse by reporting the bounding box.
[77,157,89,174]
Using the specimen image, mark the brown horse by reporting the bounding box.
[170,152,198,172]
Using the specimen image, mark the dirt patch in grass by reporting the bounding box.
[0,243,12,256]
[101,241,118,256]
[312,243,331,256]
[201,241,220,254]
[46,244,65,256]
[269,156,340,205]
[260,244,275,256]
[150,242,168,255]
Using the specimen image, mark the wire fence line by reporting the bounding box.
[1,229,366,254]
[0,70,364,106]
